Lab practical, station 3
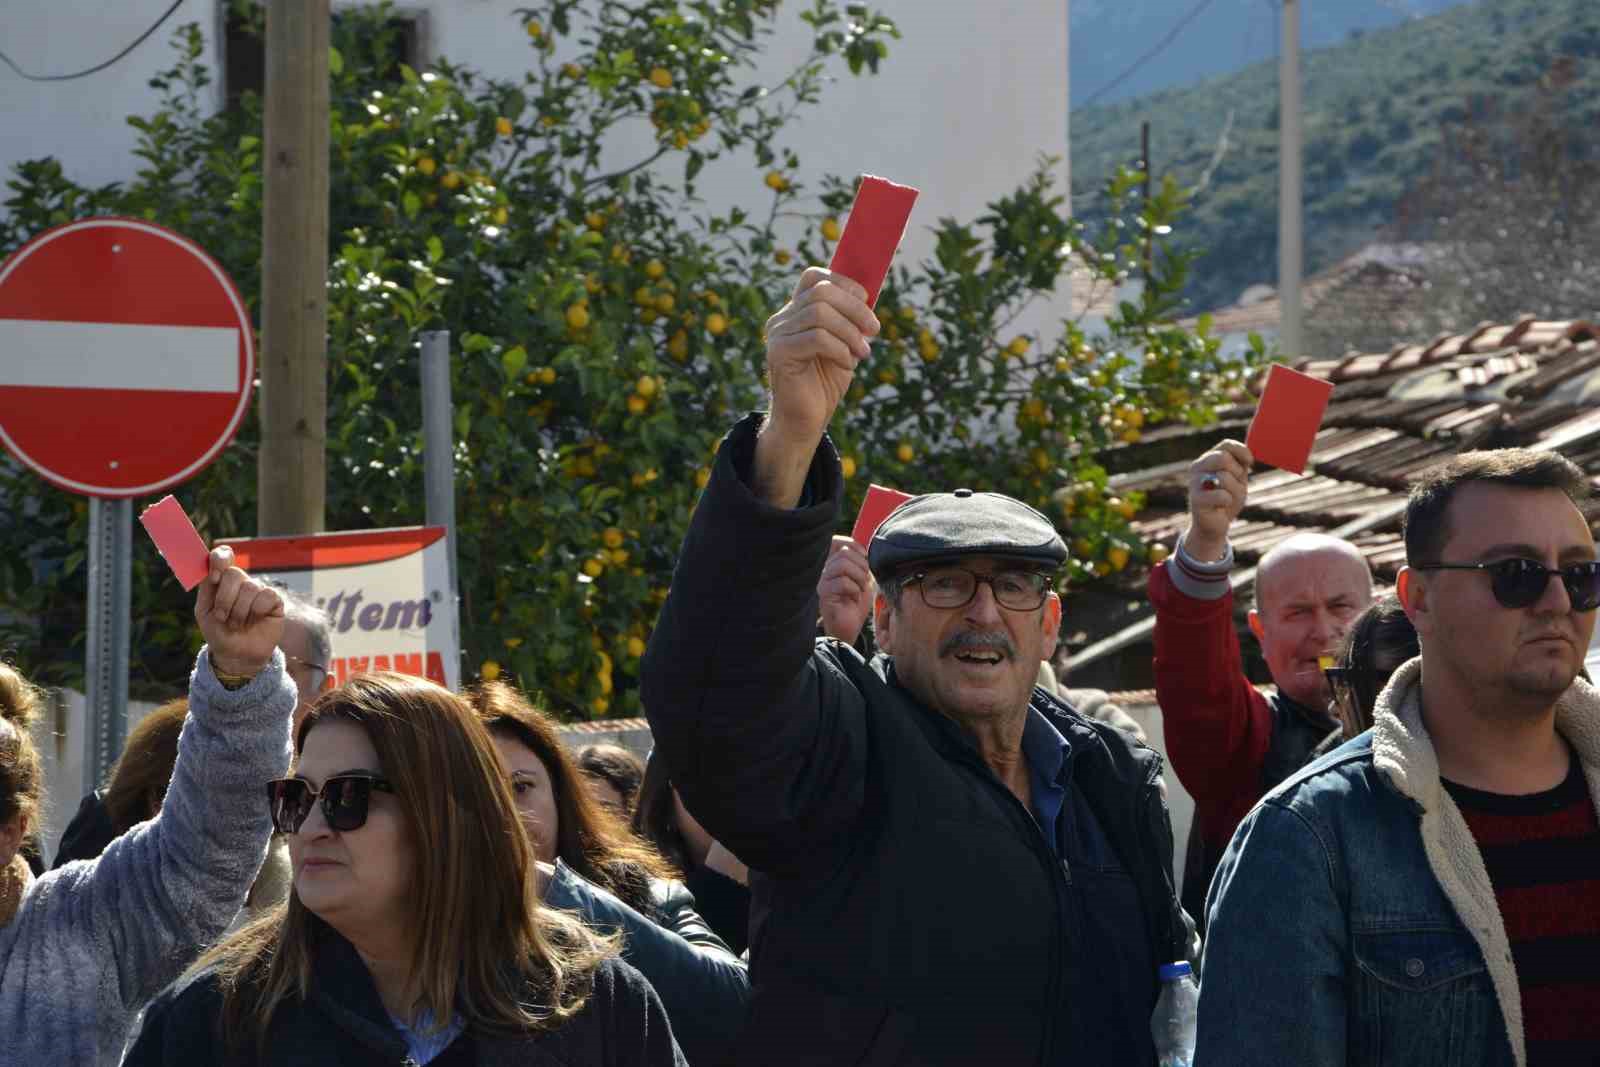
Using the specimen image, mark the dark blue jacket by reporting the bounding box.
[641,414,1192,1066]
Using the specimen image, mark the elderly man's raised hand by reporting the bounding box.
[195,546,285,679]
[1186,439,1253,563]
[763,268,879,441]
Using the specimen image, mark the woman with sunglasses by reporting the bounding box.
[468,682,749,1067]
[1314,595,1421,759]
[125,672,685,1067]
[2,547,295,1067]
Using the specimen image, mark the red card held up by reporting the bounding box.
[828,175,920,308]
[852,483,915,549]
[1245,363,1334,474]
[139,495,210,591]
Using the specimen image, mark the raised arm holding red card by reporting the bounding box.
[1149,434,1374,933]
[640,252,1196,1066]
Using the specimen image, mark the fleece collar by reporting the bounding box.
[1371,657,1600,1067]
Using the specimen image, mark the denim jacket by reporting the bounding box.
[1195,658,1600,1067]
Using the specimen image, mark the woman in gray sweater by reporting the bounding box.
[0,547,295,1066]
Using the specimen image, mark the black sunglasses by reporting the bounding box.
[267,774,395,834]
[1416,558,1600,613]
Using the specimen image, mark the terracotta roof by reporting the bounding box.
[1068,315,1600,687]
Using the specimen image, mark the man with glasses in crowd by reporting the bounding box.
[1197,449,1600,1065]
[1150,438,1373,931]
[642,267,1195,1067]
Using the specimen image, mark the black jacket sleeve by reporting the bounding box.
[639,413,869,878]
[597,957,691,1067]
[546,863,749,1066]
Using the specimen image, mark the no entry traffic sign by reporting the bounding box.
[0,217,254,497]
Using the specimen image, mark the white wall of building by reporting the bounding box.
[3,1,1071,327]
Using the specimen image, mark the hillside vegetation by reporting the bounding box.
[1071,0,1600,312]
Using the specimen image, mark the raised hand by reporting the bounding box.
[195,546,285,678]
[1186,439,1253,563]
[819,536,877,645]
[764,268,880,439]
[753,269,880,506]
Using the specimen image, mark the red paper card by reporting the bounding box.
[1245,363,1334,474]
[828,175,920,308]
[851,484,915,548]
[139,495,210,591]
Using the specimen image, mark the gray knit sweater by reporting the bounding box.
[0,649,294,1066]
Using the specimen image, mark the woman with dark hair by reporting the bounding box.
[1,548,297,1066]
[468,682,747,1066]
[125,672,683,1067]
[1313,594,1420,758]
[577,743,646,816]
[633,752,752,957]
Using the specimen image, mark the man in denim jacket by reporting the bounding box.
[1197,449,1600,1066]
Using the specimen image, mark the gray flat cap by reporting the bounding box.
[867,488,1067,579]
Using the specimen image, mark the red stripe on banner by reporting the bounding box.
[222,527,446,571]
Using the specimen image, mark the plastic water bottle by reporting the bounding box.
[1151,960,1198,1067]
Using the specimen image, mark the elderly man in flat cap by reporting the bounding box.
[642,268,1196,1067]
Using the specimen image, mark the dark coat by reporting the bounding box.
[53,790,117,869]
[641,414,1192,1067]
[123,921,686,1067]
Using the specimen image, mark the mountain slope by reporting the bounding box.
[1070,0,1600,313]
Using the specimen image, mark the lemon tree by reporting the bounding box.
[0,2,1251,714]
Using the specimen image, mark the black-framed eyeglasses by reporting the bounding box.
[267,774,395,834]
[902,566,1052,611]
[1415,558,1600,612]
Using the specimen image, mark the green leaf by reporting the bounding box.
[328,46,344,76]
[502,344,528,380]
[426,235,444,263]
[403,191,421,219]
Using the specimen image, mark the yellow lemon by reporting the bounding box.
[416,156,436,176]
[649,66,673,89]
[440,171,461,189]
[655,293,675,313]
[1108,545,1131,572]
[1007,336,1031,358]
[492,205,509,226]
[636,375,658,398]
[582,558,604,578]
[585,211,606,231]
[504,636,523,649]
[602,527,624,549]
[627,393,649,415]
[496,116,513,137]
[480,660,502,681]
[840,455,857,479]
[562,62,584,80]
[627,636,646,658]
[705,312,728,336]
[764,170,788,192]
[1149,543,1171,564]
[525,19,543,38]
[667,329,689,362]
[591,696,609,714]
[609,548,630,565]
[897,442,914,463]
[821,216,841,241]
[565,303,591,330]
[644,258,666,280]
[539,366,557,385]
[773,248,792,265]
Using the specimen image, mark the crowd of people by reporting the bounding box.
[1,265,1597,1066]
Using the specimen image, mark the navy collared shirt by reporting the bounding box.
[1020,704,1071,855]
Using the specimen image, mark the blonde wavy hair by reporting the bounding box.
[0,662,45,836]
[190,672,614,1060]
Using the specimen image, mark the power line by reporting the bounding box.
[0,1,185,83]
[1080,0,1225,109]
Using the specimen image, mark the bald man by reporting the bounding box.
[1149,440,1374,931]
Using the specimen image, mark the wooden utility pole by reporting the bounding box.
[258,0,331,535]
[1278,0,1304,360]
[1141,120,1153,281]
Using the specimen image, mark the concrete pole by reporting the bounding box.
[258,0,331,535]
[1278,0,1304,360]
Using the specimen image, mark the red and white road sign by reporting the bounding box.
[0,217,254,497]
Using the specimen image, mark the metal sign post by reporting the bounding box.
[83,496,132,790]
[419,330,461,677]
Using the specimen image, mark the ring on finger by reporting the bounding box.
[1200,474,1221,491]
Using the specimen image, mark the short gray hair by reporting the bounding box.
[277,586,333,667]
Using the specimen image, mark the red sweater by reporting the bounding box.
[1149,560,1278,847]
